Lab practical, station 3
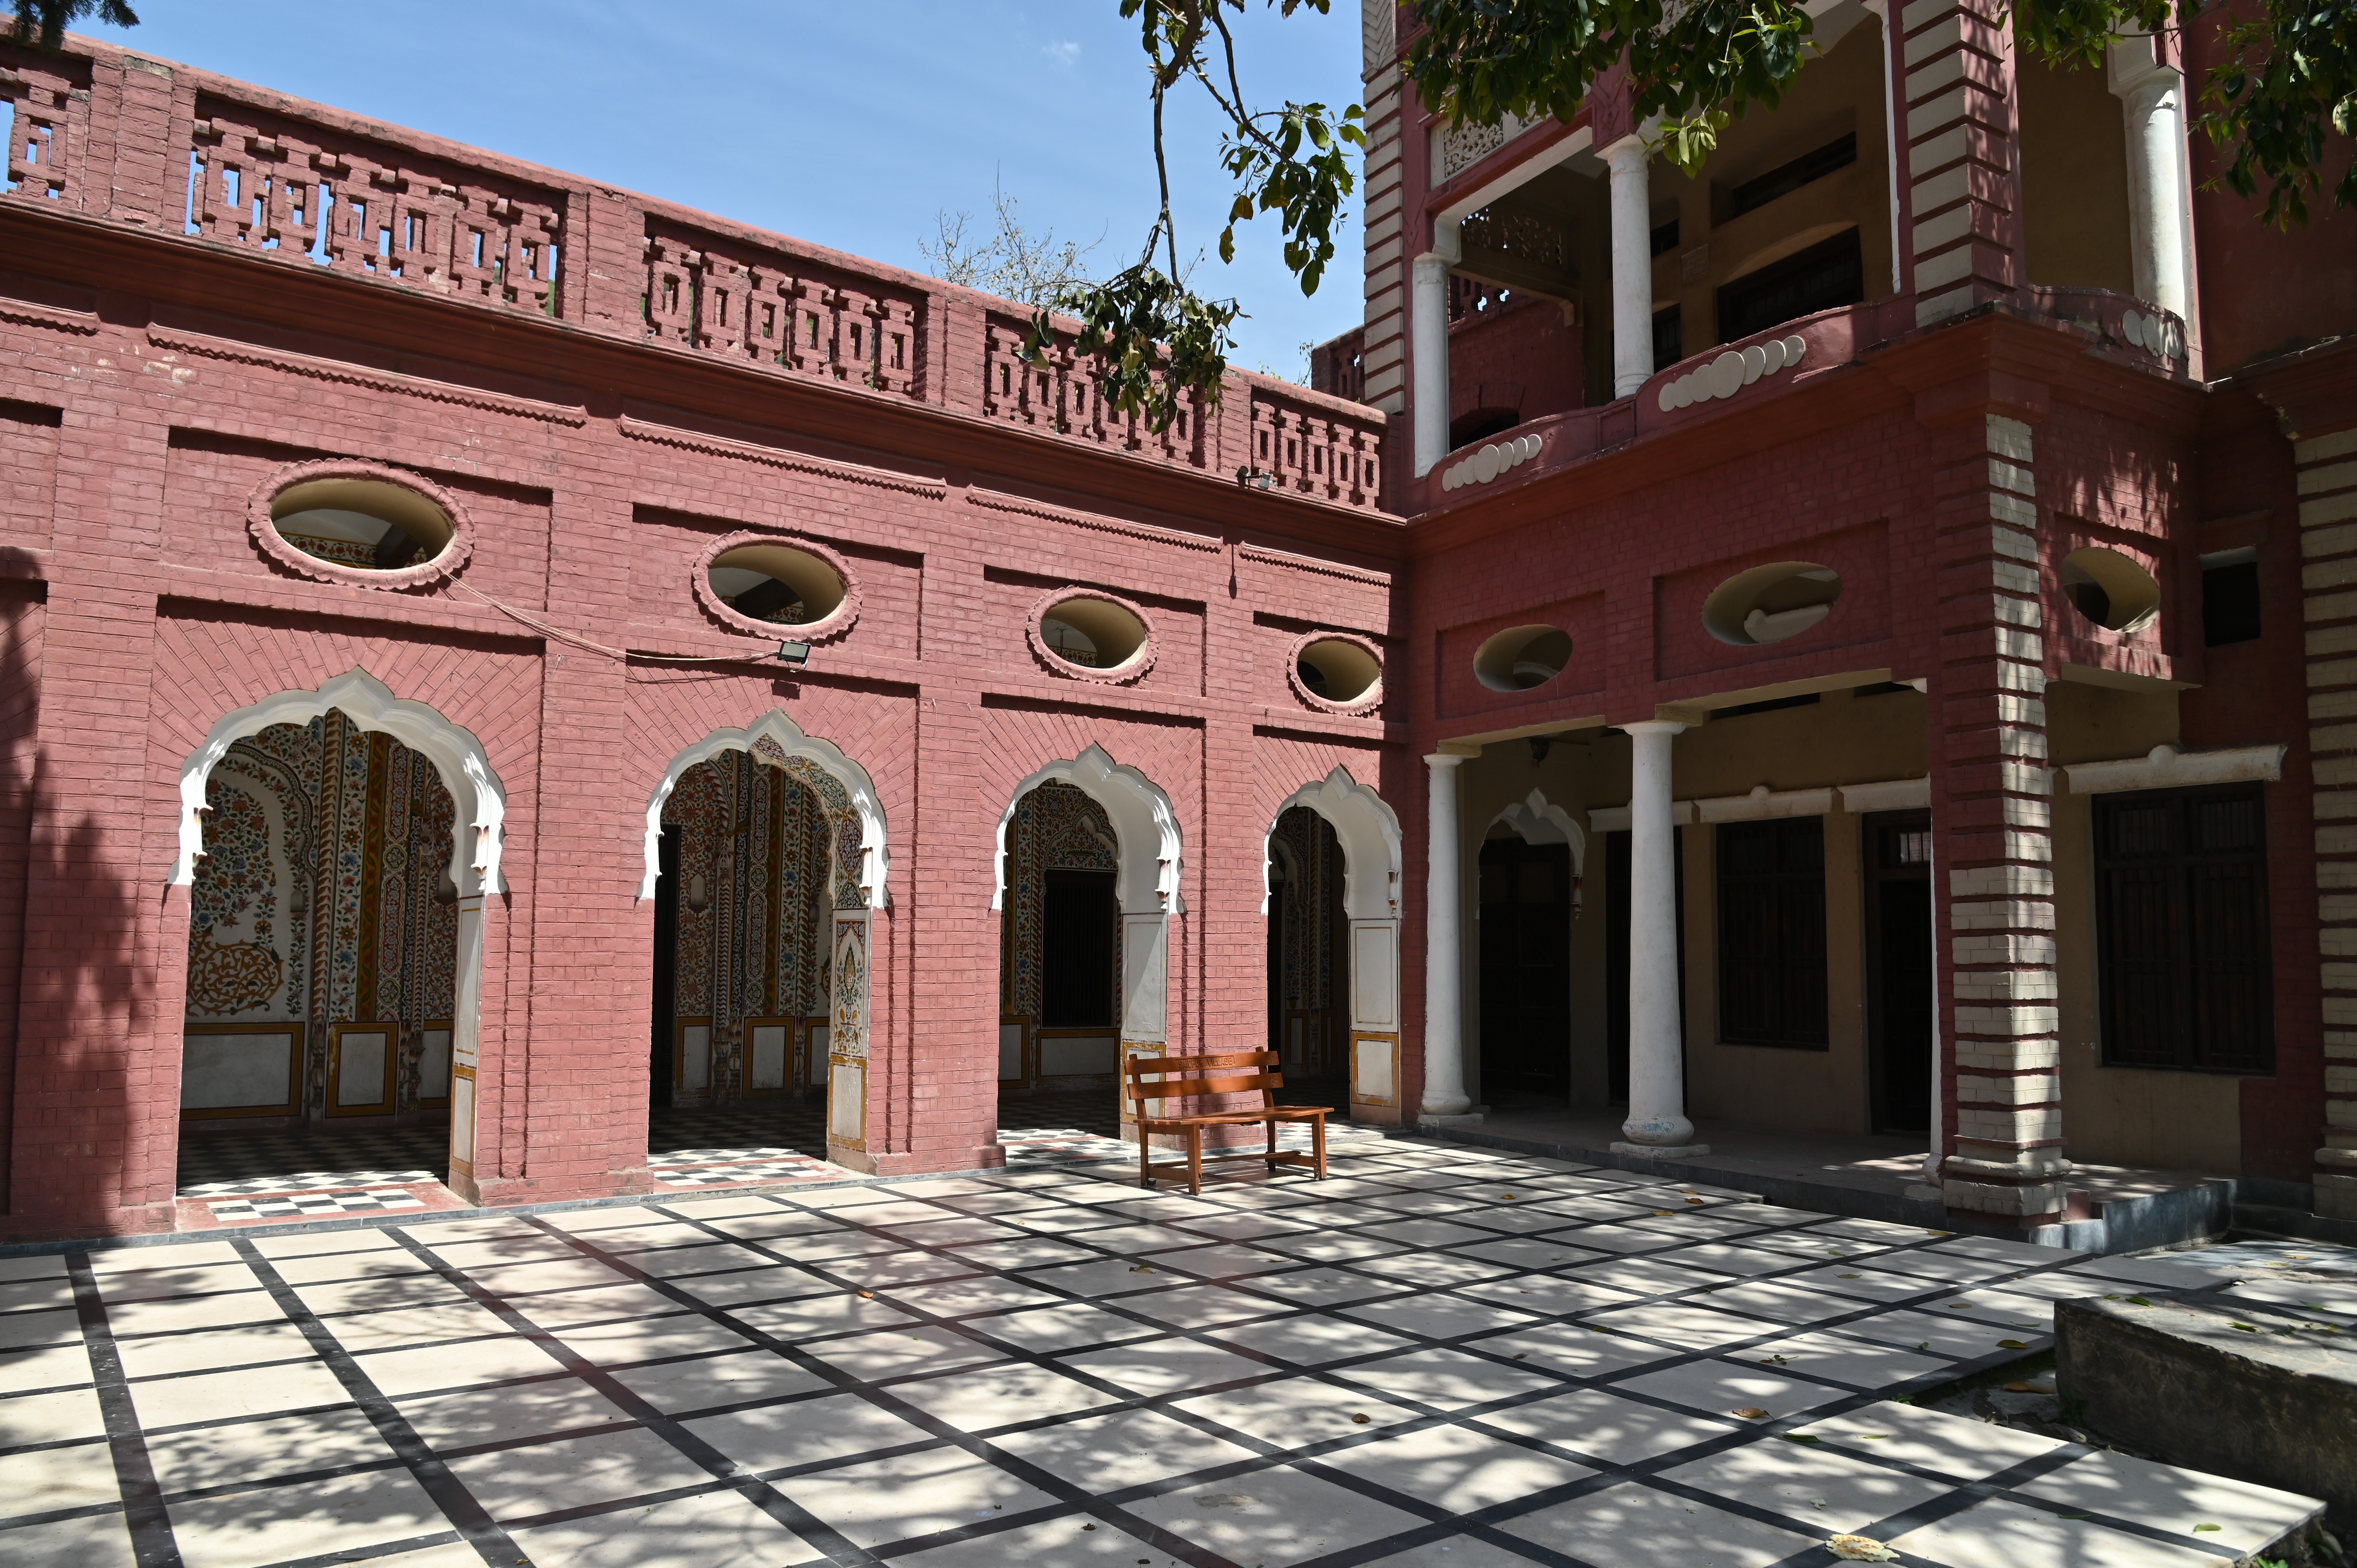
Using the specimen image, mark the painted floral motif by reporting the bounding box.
[661,749,835,1101]
[1000,780,1121,1021]
[184,710,461,1105]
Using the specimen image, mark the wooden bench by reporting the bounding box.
[1122,1049,1331,1194]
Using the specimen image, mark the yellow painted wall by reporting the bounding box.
[2045,678,2240,1173]
[2015,48,2135,295]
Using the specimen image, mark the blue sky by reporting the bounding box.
[83,1,1366,378]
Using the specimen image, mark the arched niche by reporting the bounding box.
[640,710,890,909]
[175,668,504,898]
[172,668,507,1194]
[1263,765,1406,1121]
[1261,766,1404,920]
[993,744,1184,917]
[1489,786,1588,918]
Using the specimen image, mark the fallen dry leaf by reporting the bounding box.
[1826,1535,1899,1562]
[1351,1413,1371,1424]
[1732,1407,1770,1420]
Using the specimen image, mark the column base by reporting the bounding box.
[1610,1141,1711,1159]
[1418,1107,1489,1128]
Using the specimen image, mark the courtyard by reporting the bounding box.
[1,1137,2335,1568]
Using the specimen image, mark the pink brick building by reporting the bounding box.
[0,5,2351,1244]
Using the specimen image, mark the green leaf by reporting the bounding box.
[1997,1339,2029,1349]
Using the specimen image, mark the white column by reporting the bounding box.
[1420,753,1471,1116]
[1411,251,1452,476]
[1616,720,1705,1154]
[1605,134,1654,399]
[1861,0,1906,296]
[2111,47,2189,322]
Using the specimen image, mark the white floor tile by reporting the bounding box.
[1121,1462,1428,1568]
[1472,1388,1741,1463]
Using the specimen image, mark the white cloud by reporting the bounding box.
[1042,40,1080,67]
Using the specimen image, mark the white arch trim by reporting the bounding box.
[1263,766,1404,921]
[993,743,1184,916]
[640,709,890,908]
[1490,787,1587,874]
[174,669,506,895]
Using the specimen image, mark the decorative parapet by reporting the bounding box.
[643,220,923,397]
[1247,383,1383,509]
[980,314,1209,471]
[0,34,1391,518]
[186,94,565,315]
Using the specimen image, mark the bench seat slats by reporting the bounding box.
[1119,1048,1331,1194]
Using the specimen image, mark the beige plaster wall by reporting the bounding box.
[1648,8,1895,346]
[2045,678,2240,1173]
[2016,48,2135,295]
[1453,686,1929,1128]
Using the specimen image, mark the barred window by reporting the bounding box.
[1717,817,1828,1049]
[2094,784,2273,1072]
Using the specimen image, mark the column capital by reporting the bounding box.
[1621,719,1688,738]
[1422,750,1469,769]
[1601,132,1650,172]
[1411,250,1452,284]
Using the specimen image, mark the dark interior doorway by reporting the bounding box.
[1864,809,1934,1132]
[650,825,680,1111]
[1479,836,1573,1100]
[1042,868,1117,1028]
[1267,807,1350,1086]
[1604,829,1686,1104]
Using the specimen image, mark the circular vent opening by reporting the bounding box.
[1039,595,1149,673]
[1474,625,1574,692]
[708,542,846,627]
[1703,562,1844,646]
[270,479,455,572]
[2060,547,2161,634]
[1296,637,1382,705]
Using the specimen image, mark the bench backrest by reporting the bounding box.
[1122,1049,1283,1117]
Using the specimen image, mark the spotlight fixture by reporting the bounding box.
[775,641,811,665]
[1237,467,1277,491]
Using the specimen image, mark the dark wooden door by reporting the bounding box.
[1042,868,1117,1027]
[1864,810,1933,1132]
[1479,838,1572,1099]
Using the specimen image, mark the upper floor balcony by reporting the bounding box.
[1381,0,2235,510]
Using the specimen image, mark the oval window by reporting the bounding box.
[1703,562,1844,646]
[1474,625,1573,692]
[1037,594,1150,675]
[270,478,455,572]
[1294,636,1383,708]
[707,542,846,627]
[2060,547,2160,634]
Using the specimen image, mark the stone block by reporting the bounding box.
[2057,1294,2345,1532]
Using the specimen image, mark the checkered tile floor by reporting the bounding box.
[200,1188,431,1222]
[4,1141,2332,1568]
[176,1122,451,1198]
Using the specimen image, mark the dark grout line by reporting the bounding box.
[225,1236,528,1567]
[63,1251,185,1568]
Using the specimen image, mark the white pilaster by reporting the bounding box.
[1616,720,1705,1154]
[1420,753,1472,1116]
[1605,134,1653,398]
[2110,43,2190,323]
[1861,0,1906,296]
[1411,251,1452,476]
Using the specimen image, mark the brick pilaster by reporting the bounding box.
[2299,426,2357,1218]
[1931,411,2065,1223]
[1358,0,1407,414]
[1898,0,2026,326]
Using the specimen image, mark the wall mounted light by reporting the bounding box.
[775,641,811,665]
[1236,468,1277,491]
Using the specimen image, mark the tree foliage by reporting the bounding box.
[7,0,137,52]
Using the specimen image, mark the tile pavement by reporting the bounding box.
[11,1139,2330,1568]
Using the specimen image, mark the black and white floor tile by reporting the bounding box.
[201,1188,432,1222]
[4,1140,2332,1568]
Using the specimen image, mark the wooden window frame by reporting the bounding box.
[2092,783,2274,1074]
[1714,817,1830,1050]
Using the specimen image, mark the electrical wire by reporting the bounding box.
[446,579,799,666]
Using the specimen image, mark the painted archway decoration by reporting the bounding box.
[640,710,890,909]
[1489,786,1587,916]
[174,668,505,896]
[1262,764,1406,1119]
[1262,766,1403,920]
[992,743,1184,916]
